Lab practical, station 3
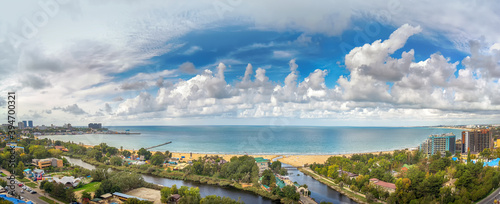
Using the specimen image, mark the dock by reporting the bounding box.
[145,141,172,150]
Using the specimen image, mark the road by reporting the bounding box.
[0,168,53,204]
[477,187,500,204]
[0,177,48,204]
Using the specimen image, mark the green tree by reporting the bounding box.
[122,150,131,158]
[0,179,7,187]
[81,191,92,202]
[137,148,152,160]
[480,148,492,159]
[160,187,172,203]
[110,156,123,166]
[150,152,166,166]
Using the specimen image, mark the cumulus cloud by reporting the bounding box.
[105,103,113,113]
[57,104,87,115]
[120,81,148,90]
[178,62,197,74]
[111,24,500,123]
[20,74,52,90]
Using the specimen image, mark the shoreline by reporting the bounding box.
[431,126,473,131]
[80,144,402,167]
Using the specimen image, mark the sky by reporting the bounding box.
[0,0,500,127]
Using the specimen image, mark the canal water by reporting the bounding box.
[64,157,356,204]
[283,164,357,204]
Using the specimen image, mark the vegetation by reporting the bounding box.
[161,184,244,204]
[40,180,77,203]
[73,182,101,193]
[39,196,57,204]
[311,149,500,203]
[93,170,146,197]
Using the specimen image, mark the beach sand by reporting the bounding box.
[83,144,400,167]
[277,150,396,167]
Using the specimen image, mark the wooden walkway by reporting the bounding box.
[144,141,172,150]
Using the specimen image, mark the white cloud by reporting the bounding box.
[183,46,202,55]
[273,50,294,58]
[2,2,500,125]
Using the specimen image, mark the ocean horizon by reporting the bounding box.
[39,126,465,155]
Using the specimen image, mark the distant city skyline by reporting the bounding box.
[1,1,500,126]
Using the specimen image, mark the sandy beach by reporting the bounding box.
[82,144,401,167]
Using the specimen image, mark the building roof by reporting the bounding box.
[112,192,148,201]
[254,157,268,163]
[275,177,286,189]
[370,178,396,190]
[33,169,44,174]
[101,193,113,199]
[170,194,181,200]
[53,176,80,187]
[0,195,34,204]
[338,170,358,177]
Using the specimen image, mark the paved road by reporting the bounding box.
[0,177,47,204]
[477,187,500,204]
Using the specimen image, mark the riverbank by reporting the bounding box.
[297,167,380,204]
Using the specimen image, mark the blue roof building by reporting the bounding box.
[0,194,34,204]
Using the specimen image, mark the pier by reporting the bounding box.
[145,141,172,150]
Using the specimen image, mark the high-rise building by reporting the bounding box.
[22,121,27,128]
[419,133,456,156]
[28,120,33,128]
[88,123,102,129]
[462,129,492,153]
[18,122,25,129]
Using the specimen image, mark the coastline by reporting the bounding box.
[81,144,399,167]
[431,126,473,131]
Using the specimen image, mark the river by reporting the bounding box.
[63,157,357,204]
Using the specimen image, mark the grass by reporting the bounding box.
[19,178,31,183]
[39,196,57,204]
[0,173,6,177]
[73,182,101,193]
[25,182,38,188]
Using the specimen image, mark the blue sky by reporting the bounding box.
[0,1,500,126]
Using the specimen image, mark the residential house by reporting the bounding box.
[168,194,181,204]
[369,178,396,193]
[338,170,358,179]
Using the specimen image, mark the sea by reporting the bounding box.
[38,126,464,155]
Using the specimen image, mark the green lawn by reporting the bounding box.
[25,182,38,188]
[39,196,57,204]
[19,178,31,183]
[73,182,101,193]
[0,173,6,177]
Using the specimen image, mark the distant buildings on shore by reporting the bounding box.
[419,128,497,156]
[419,133,456,156]
[88,123,102,129]
[461,129,493,154]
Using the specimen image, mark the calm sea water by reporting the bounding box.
[40,126,463,155]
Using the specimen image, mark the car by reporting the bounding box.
[20,190,24,194]
[17,183,23,187]
[30,191,36,194]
